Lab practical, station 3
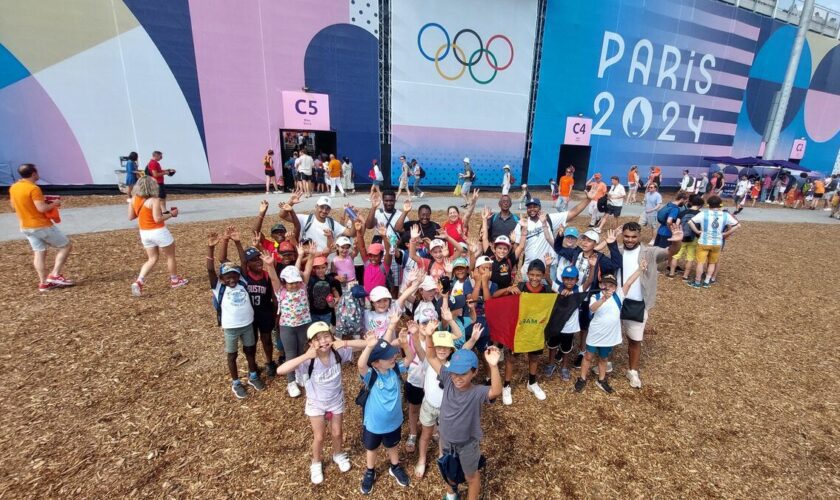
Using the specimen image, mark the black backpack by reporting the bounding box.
[307,347,342,378]
[679,209,700,243]
[355,365,401,412]
[418,166,426,179]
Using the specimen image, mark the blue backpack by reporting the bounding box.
[656,202,678,225]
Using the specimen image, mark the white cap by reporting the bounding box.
[420,275,438,291]
[503,164,511,170]
[463,157,470,163]
[493,235,512,247]
[280,266,303,283]
[429,239,445,250]
[336,236,352,247]
[316,196,332,207]
[475,256,493,267]
[582,230,600,243]
[369,285,391,302]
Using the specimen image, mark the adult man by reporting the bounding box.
[653,191,688,248]
[295,149,314,198]
[680,169,696,192]
[687,195,740,289]
[365,191,403,292]
[485,195,519,242]
[639,183,663,228]
[585,173,608,227]
[556,167,574,212]
[284,151,298,192]
[604,176,626,219]
[396,155,410,200]
[327,153,345,197]
[695,172,709,197]
[605,221,683,388]
[279,193,355,250]
[395,200,439,244]
[9,163,74,291]
[411,159,424,197]
[146,151,174,203]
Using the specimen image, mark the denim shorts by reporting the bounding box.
[585,345,613,358]
[22,225,69,252]
[224,324,256,353]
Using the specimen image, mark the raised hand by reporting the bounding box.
[304,344,319,360]
[543,252,553,267]
[364,331,379,348]
[407,320,420,334]
[606,228,617,245]
[539,213,548,224]
[410,225,421,241]
[398,328,409,346]
[588,253,598,268]
[388,310,401,325]
[403,199,412,213]
[377,224,387,237]
[469,239,481,255]
[259,200,269,214]
[222,225,235,240]
[250,230,261,247]
[471,322,484,342]
[322,228,333,239]
[519,218,528,230]
[207,231,220,247]
[370,193,381,209]
[426,319,440,333]
[259,250,274,266]
[289,189,303,206]
[280,202,293,212]
[443,258,453,274]
[482,206,491,219]
[228,226,241,242]
[353,219,363,232]
[484,346,501,366]
[470,189,480,205]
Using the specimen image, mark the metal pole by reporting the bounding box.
[764,0,815,161]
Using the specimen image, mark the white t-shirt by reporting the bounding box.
[586,289,623,347]
[560,284,583,333]
[514,212,568,268]
[297,214,349,251]
[735,179,750,196]
[607,184,626,207]
[374,165,383,181]
[374,208,403,248]
[295,347,353,407]
[297,154,314,175]
[214,282,254,329]
[620,247,643,301]
[406,341,427,388]
[364,302,402,338]
[422,359,447,407]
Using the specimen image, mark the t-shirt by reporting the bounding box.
[416,256,447,281]
[214,282,254,329]
[308,275,338,315]
[487,252,518,289]
[590,181,607,199]
[405,340,427,388]
[619,247,643,301]
[607,183,626,207]
[412,299,440,324]
[644,191,662,213]
[735,179,750,196]
[296,154,314,175]
[814,180,826,194]
[690,209,738,247]
[244,270,274,317]
[333,255,356,282]
[9,180,51,229]
[364,302,401,338]
[443,219,466,256]
[362,365,405,434]
[587,289,623,347]
[559,175,574,197]
[296,347,353,407]
[422,359,447,407]
[328,159,342,178]
[487,212,519,242]
[374,209,403,248]
[438,366,491,445]
[363,260,388,295]
[276,287,311,327]
[513,212,568,269]
[402,220,441,247]
[147,159,164,184]
[657,203,681,237]
[628,170,638,185]
[297,214,349,250]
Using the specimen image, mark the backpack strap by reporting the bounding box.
[303,214,314,236]
[309,347,343,378]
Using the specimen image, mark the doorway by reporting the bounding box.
[557,144,591,190]
[278,129,338,188]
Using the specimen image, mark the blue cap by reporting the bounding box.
[563,227,580,239]
[219,262,241,276]
[244,247,261,261]
[448,349,479,374]
[525,197,541,207]
[351,284,368,298]
[561,265,579,279]
[368,339,399,365]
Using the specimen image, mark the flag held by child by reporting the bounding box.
[485,294,558,353]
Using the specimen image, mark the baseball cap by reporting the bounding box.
[432,331,455,348]
[494,235,512,247]
[368,339,399,365]
[219,263,241,276]
[316,196,332,207]
[448,349,478,374]
[601,274,618,286]
[306,321,332,339]
[312,256,328,267]
[582,229,600,243]
[451,257,469,269]
[561,265,579,279]
[280,266,302,283]
[463,157,470,163]
[367,243,384,255]
[563,227,580,239]
[336,236,352,247]
[429,239,445,250]
[278,241,295,253]
[420,275,438,291]
[525,197,541,207]
[475,255,493,267]
[369,286,391,302]
[244,247,261,261]
[270,223,287,234]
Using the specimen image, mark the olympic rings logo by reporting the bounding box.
[416,23,514,85]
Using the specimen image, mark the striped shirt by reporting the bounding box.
[690,209,738,247]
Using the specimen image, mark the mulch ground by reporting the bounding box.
[1,204,838,499]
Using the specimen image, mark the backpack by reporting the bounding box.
[596,194,608,212]
[418,166,426,179]
[588,291,623,319]
[335,290,364,338]
[368,167,376,180]
[657,202,677,225]
[309,277,333,311]
[355,365,401,412]
[303,214,336,239]
[212,279,248,326]
[679,209,700,243]
[509,172,516,185]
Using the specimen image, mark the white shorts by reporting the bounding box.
[419,398,441,427]
[139,227,174,248]
[305,397,345,417]
[622,310,649,342]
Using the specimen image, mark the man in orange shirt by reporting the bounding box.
[555,167,575,212]
[327,153,345,197]
[8,163,74,291]
[586,173,608,227]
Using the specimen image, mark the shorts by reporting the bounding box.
[547,332,575,353]
[404,381,425,405]
[440,438,482,477]
[814,193,824,199]
[638,211,651,226]
[299,173,312,181]
[419,399,441,427]
[224,324,256,353]
[264,169,276,177]
[622,310,649,342]
[585,345,613,358]
[653,234,671,249]
[22,225,69,252]
[606,204,623,217]
[673,240,697,262]
[304,397,345,417]
[139,226,174,248]
[156,183,167,199]
[362,425,401,450]
[310,312,332,325]
[695,244,722,264]
[462,182,472,194]
[253,312,275,337]
[372,180,382,187]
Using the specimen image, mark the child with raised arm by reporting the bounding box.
[575,260,646,394]
[364,269,422,340]
[355,219,393,295]
[276,321,368,484]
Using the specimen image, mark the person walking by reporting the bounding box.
[146,151,175,205]
[411,159,424,197]
[328,153,346,197]
[501,165,512,195]
[123,152,140,197]
[396,155,410,200]
[627,165,640,203]
[264,149,280,194]
[556,167,574,212]
[459,157,475,208]
[9,163,75,292]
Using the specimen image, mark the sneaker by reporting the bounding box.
[47,274,74,287]
[248,376,266,391]
[573,352,584,368]
[287,381,301,398]
[310,462,324,485]
[38,282,59,292]
[574,377,587,393]
[501,386,512,405]
[544,364,557,378]
[130,280,144,296]
[332,452,351,473]
[231,381,247,399]
[266,361,277,379]
[360,468,377,495]
[389,464,410,487]
[527,382,547,400]
[560,367,571,381]
[170,276,189,289]
[591,362,614,375]
[595,378,614,394]
[626,369,642,389]
[702,281,711,289]
[687,280,702,288]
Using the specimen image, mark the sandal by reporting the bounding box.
[405,434,417,453]
[414,462,426,478]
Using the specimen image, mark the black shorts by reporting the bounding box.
[253,312,275,337]
[404,381,425,405]
[606,204,623,217]
[547,333,576,353]
[157,183,167,199]
[578,298,591,331]
[815,193,824,199]
[300,173,312,181]
[362,426,401,450]
[264,169,276,177]
[653,234,671,248]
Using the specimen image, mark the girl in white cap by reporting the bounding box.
[364,269,422,340]
[501,165,512,195]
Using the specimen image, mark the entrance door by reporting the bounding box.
[557,145,591,190]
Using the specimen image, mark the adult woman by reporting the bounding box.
[442,191,478,256]
[706,171,724,200]
[127,176,188,295]
[341,156,355,194]
[124,152,140,196]
[646,166,662,189]
[264,149,280,194]
[627,165,640,203]
[458,158,475,207]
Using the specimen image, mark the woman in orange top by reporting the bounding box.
[127,176,188,296]
[627,165,640,203]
